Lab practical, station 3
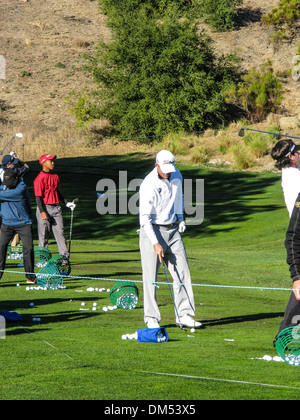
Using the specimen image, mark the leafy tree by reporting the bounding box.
[70,4,239,139]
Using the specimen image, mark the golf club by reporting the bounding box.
[162,259,186,331]
[0,132,23,156]
[68,198,79,254]
[238,127,300,141]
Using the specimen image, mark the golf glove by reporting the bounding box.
[178,221,186,233]
[66,202,76,210]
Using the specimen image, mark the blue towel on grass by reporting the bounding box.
[0,310,22,322]
[136,327,168,343]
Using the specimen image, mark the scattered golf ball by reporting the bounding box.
[102,306,108,312]
[93,302,97,307]
[122,334,127,340]
[81,302,85,306]
[92,307,97,311]
[16,283,20,287]
[190,328,195,333]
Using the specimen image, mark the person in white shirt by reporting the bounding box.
[139,150,201,329]
[271,139,300,217]
[271,139,300,344]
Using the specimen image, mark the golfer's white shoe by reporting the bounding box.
[176,314,202,329]
[147,318,160,329]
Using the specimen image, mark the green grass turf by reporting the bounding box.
[0,154,299,401]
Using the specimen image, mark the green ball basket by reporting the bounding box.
[109,281,139,310]
[36,263,63,290]
[7,245,23,260]
[48,255,71,276]
[34,246,52,268]
[275,325,300,366]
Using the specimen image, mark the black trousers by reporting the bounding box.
[278,193,300,333]
[0,224,36,281]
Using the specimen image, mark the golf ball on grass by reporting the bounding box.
[190,328,195,333]
[102,306,108,312]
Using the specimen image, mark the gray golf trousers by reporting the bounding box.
[36,204,69,258]
[140,224,195,324]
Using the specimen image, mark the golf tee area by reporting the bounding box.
[0,154,299,401]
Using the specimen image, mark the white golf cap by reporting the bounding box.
[156,150,176,174]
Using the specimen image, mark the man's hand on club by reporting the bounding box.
[154,243,164,263]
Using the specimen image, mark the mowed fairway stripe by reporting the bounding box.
[142,371,300,391]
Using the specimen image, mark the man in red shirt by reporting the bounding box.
[34,154,76,259]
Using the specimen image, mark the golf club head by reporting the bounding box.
[15,133,23,138]
[238,128,245,137]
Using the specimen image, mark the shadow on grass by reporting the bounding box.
[201,312,284,327]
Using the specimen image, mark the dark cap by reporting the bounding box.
[2,154,19,167]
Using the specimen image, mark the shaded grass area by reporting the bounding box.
[0,154,298,401]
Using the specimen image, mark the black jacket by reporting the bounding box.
[285,193,300,281]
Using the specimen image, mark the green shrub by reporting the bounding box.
[261,0,300,40]
[225,61,283,123]
[231,143,254,170]
[66,89,101,128]
[159,133,194,155]
[199,0,242,32]
[191,145,211,164]
[243,133,268,158]
[218,134,234,155]
[75,3,239,139]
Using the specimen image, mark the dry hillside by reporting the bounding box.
[0,0,300,167]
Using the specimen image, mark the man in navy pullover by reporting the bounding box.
[0,158,36,284]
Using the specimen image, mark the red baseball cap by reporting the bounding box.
[39,154,57,165]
